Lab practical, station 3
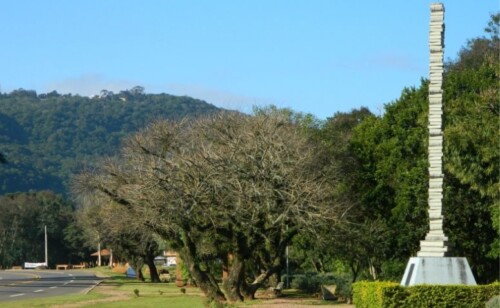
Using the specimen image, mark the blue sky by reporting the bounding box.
[0,1,497,119]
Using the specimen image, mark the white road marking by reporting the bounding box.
[50,286,57,289]
[33,289,44,293]
[63,282,69,285]
[9,293,25,298]
[68,274,73,276]
[70,280,74,283]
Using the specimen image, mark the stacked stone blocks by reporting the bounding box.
[418,3,448,257]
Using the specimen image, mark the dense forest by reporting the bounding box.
[0,87,221,194]
[0,13,497,305]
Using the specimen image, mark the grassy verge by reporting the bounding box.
[2,267,350,307]
[84,295,206,308]
[0,293,107,308]
[80,266,206,307]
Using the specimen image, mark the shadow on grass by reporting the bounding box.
[280,289,316,299]
[100,276,162,286]
[246,289,350,307]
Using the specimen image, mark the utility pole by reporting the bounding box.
[44,225,48,267]
[98,240,102,267]
[286,245,289,288]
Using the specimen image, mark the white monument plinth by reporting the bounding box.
[401,257,476,286]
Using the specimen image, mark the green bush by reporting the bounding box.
[290,272,351,297]
[353,281,500,308]
[290,273,322,293]
[352,281,399,308]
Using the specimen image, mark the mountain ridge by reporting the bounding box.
[0,88,223,195]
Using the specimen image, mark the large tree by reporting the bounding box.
[75,110,340,303]
[442,13,499,280]
[74,197,163,282]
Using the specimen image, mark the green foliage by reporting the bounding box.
[0,89,220,195]
[352,281,399,308]
[290,273,323,294]
[379,260,407,282]
[345,14,500,283]
[290,273,351,297]
[441,13,499,279]
[349,83,429,279]
[353,281,500,308]
[0,191,84,268]
[178,260,192,285]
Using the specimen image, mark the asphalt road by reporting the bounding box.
[0,270,102,302]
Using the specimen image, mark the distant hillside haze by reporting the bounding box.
[0,88,222,195]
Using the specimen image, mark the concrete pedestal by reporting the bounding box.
[401,257,476,286]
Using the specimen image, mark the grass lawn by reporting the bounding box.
[79,266,206,307]
[0,293,107,308]
[86,295,205,308]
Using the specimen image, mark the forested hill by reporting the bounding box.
[0,88,222,195]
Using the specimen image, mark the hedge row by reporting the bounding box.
[352,281,500,308]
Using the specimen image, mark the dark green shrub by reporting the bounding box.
[290,273,322,293]
[353,281,500,308]
[380,260,406,281]
[290,272,352,298]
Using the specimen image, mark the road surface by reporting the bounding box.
[0,270,101,302]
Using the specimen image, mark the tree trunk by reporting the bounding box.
[222,253,244,302]
[185,255,226,302]
[179,236,226,302]
[137,268,145,281]
[129,257,145,282]
[242,265,280,300]
[145,254,161,283]
[350,263,359,283]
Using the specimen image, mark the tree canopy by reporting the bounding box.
[74,110,344,302]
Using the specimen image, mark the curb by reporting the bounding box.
[81,279,104,295]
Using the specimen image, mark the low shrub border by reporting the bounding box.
[353,281,500,308]
[352,281,399,308]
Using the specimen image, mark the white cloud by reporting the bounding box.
[163,83,278,113]
[368,52,421,71]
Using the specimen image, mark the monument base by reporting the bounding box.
[401,257,476,286]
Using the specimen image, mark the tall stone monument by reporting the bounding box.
[400,3,476,286]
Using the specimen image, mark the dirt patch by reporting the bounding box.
[237,291,354,308]
[50,285,131,308]
[244,297,354,308]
